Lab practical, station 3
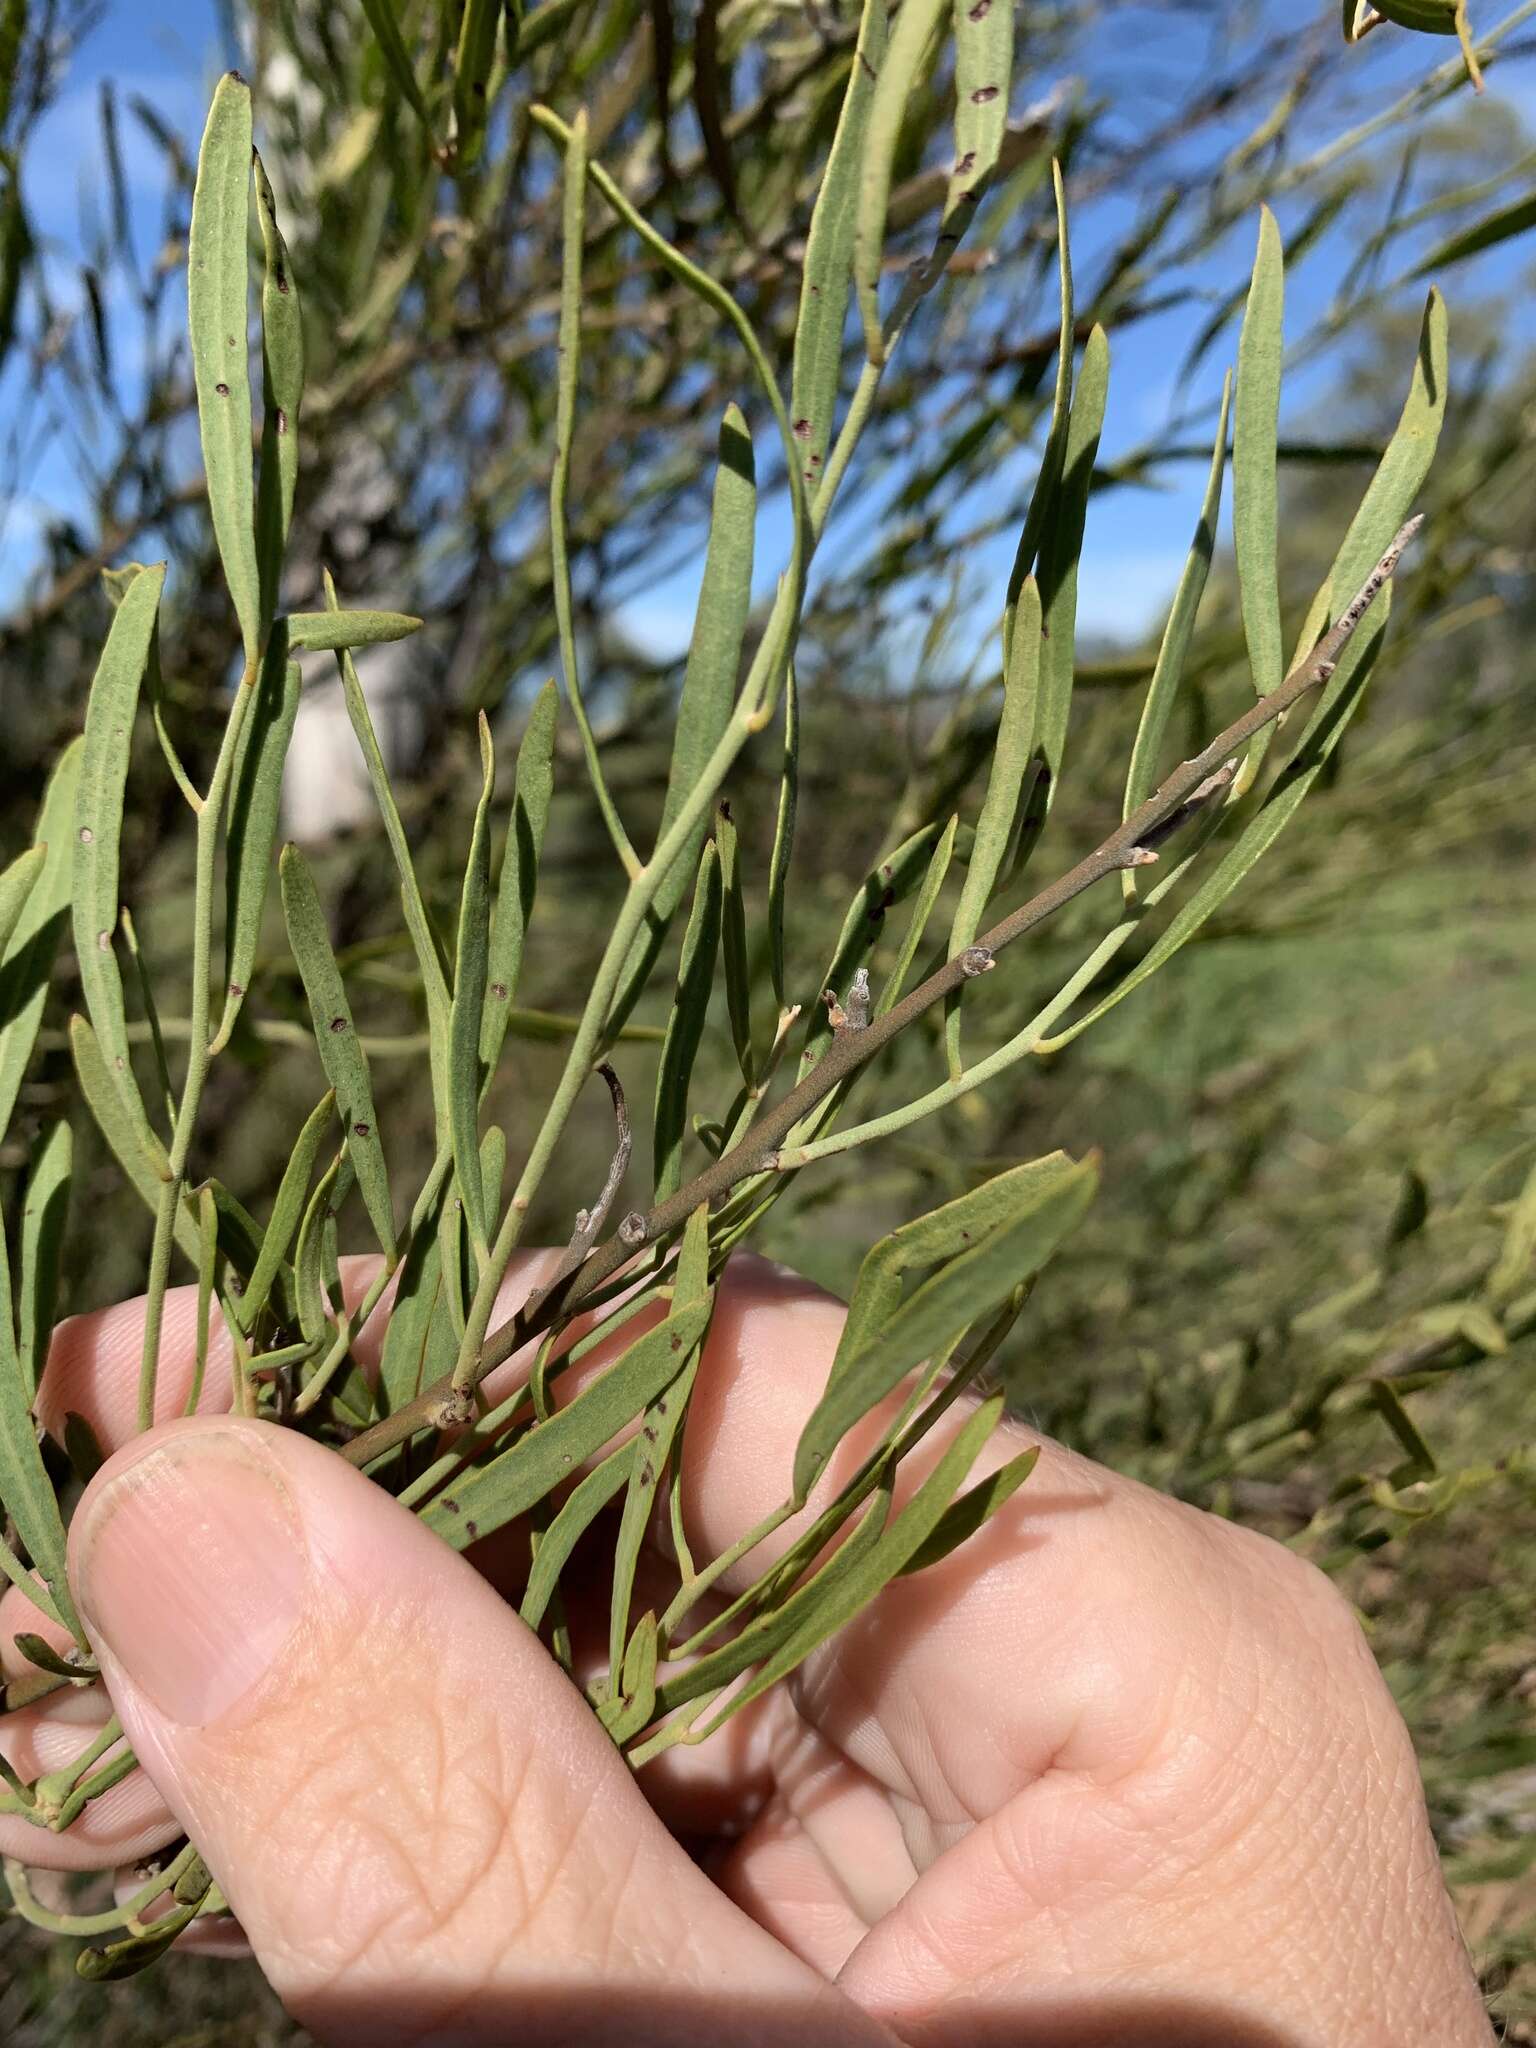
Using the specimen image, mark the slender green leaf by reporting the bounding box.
[378,1183,454,1414]
[898,1445,1039,1574]
[253,150,304,637]
[610,1208,712,1672]
[480,680,556,1083]
[17,1121,69,1400]
[359,0,434,128]
[519,1441,637,1631]
[0,847,41,965]
[1413,189,1536,274]
[604,1610,660,1744]
[279,845,396,1256]
[653,844,722,1203]
[1034,323,1108,797]
[295,1152,350,1345]
[1235,207,1284,701]
[1122,372,1233,861]
[453,0,500,167]
[945,578,1041,1077]
[878,814,957,1017]
[767,665,799,1009]
[232,1089,334,1334]
[68,1015,194,1261]
[74,561,164,1133]
[422,1296,715,1551]
[715,802,754,1086]
[948,0,1015,221]
[0,1224,80,1641]
[187,1184,219,1417]
[449,716,495,1256]
[790,0,888,483]
[284,609,422,652]
[1004,163,1073,667]
[0,741,82,1140]
[612,407,756,1026]
[216,639,301,1050]
[794,1155,1097,1502]
[854,0,950,362]
[189,74,258,670]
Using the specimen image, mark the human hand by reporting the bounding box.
[0,1253,1493,2046]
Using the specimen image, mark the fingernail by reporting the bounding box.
[73,1426,311,1729]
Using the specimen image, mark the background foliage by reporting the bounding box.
[3,0,1536,2036]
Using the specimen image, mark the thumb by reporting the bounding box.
[68,1415,872,2047]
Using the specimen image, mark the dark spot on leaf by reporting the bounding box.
[330,1016,348,1032]
[970,85,1000,103]
[955,150,976,176]
[465,1520,479,1539]
[670,1336,682,1352]
[792,418,811,440]
[229,982,244,999]
[442,1497,460,1514]
[491,982,508,1000]
[858,50,876,79]
[353,1122,370,1138]
[643,1424,658,1442]
[215,381,230,396]
[640,1462,653,1486]
[77,826,93,844]
[968,0,991,18]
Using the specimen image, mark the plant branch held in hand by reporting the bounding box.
[341,512,1423,1470]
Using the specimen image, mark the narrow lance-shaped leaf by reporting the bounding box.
[1034,324,1108,801]
[947,0,1015,223]
[189,74,258,671]
[1042,607,1394,1054]
[945,577,1042,1078]
[215,638,301,1052]
[715,802,754,1087]
[878,814,957,1017]
[279,845,396,1257]
[853,0,949,363]
[378,1183,455,1415]
[794,1154,1098,1503]
[187,1184,219,1417]
[73,561,165,1137]
[0,847,41,966]
[17,1120,70,1400]
[0,740,82,1139]
[421,1297,715,1552]
[327,570,451,1130]
[611,407,755,1030]
[767,665,798,1010]
[898,1444,1040,1575]
[1121,371,1232,898]
[232,1089,334,1334]
[659,1394,1007,1723]
[608,1206,711,1674]
[294,1152,351,1347]
[283,609,422,652]
[449,714,495,1257]
[653,844,723,1203]
[0,1223,81,1642]
[253,150,304,637]
[790,0,888,489]
[800,820,953,1077]
[1003,163,1073,670]
[1412,189,1536,274]
[359,0,435,128]
[453,0,500,168]
[520,1441,638,1631]
[480,679,556,1085]
[70,1015,192,1266]
[1235,207,1284,702]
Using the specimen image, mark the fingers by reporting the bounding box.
[66,1415,888,2047]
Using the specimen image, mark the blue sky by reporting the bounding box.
[10,0,1536,652]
